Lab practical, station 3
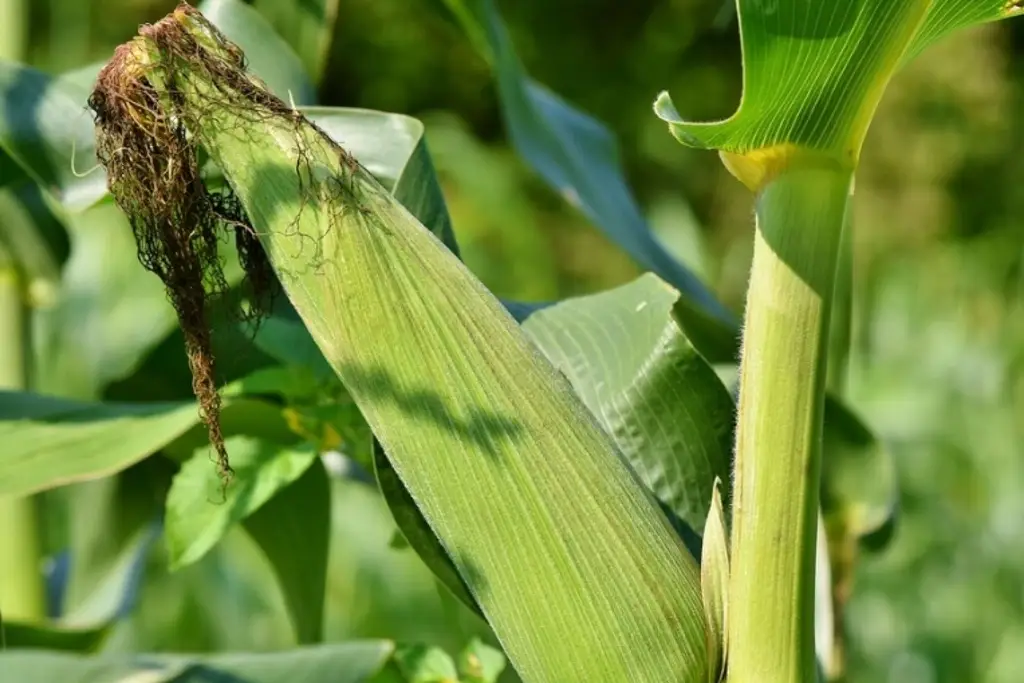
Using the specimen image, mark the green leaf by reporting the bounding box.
[253,315,336,380]
[821,397,898,546]
[305,107,459,253]
[249,0,340,83]
[393,644,460,683]
[198,0,316,105]
[440,0,737,359]
[374,444,481,618]
[57,458,175,616]
[521,273,735,534]
[164,435,318,570]
[458,639,506,683]
[154,11,708,680]
[222,364,322,402]
[30,201,176,398]
[907,1,1024,62]
[0,622,107,652]
[62,523,159,628]
[814,513,836,679]
[243,457,331,644]
[0,391,293,496]
[0,392,201,496]
[0,59,103,210]
[700,480,729,683]
[0,642,395,683]
[655,1,1023,163]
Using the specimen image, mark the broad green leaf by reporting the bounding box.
[198,0,316,105]
[0,642,395,683]
[458,639,507,683]
[164,436,318,570]
[0,392,199,496]
[250,0,340,83]
[393,644,460,683]
[440,0,737,360]
[700,480,729,683]
[146,9,708,680]
[521,273,734,533]
[0,392,289,496]
[0,59,103,210]
[907,1,1024,61]
[243,457,331,644]
[656,1,1023,165]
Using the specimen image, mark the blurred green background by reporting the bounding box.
[5,1,1024,681]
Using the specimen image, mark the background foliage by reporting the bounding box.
[3,1,1024,682]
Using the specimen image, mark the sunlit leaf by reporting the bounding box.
[0,392,200,496]
[656,0,1023,163]
[907,1,1024,61]
[458,638,507,683]
[164,436,318,570]
[0,392,288,496]
[520,273,734,533]
[393,644,460,683]
[374,444,480,618]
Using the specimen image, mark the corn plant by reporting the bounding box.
[0,1,1018,682]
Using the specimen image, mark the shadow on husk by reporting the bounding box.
[87,2,354,489]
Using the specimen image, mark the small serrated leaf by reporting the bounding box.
[457,638,506,683]
[393,644,460,683]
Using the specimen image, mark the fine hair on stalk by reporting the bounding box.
[86,2,364,490]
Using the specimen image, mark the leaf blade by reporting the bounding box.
[243,456,331,644]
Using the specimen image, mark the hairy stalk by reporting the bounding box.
[0,244,44,622]
[728,163,852,683]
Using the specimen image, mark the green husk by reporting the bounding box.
[88,6,709,682]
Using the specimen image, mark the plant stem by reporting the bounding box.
[0,0,27,62]
[0,245,45,622]
[727,163,852,683]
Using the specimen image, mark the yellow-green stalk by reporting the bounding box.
[727,158,852,683]
[0,243,44,622]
